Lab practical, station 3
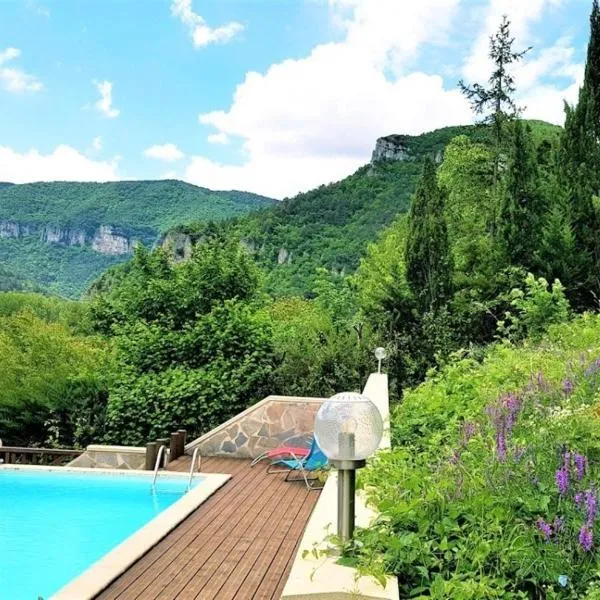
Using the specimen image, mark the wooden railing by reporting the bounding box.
[0,446,83,466]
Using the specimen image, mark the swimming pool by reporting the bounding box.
[0,467,224,600]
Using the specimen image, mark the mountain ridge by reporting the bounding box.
[0,179,275,296]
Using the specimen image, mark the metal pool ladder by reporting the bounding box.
[151,445,166,491]
[187,447,202,492]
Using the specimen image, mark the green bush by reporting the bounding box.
[0,308,109,447]
[94,240,275,445]
[355,314,600,598]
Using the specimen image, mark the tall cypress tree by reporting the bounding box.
[497,120,543,270]
[559,0,600,308]
[405,157,453,311]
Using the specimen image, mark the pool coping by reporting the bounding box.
[0,465,231,600]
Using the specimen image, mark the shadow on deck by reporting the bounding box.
[94,455,321,600]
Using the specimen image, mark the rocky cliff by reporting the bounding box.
[371,135,412,163]
[0,220,134,256]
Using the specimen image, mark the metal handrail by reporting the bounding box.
[187,447,202,492]
[151,445,166,490]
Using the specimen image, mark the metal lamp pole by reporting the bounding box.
[332,430,365,542]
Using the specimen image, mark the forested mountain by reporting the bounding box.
[167,120,560,296]
[0,180,274,297]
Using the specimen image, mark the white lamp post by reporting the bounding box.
[314,392,383,542]
[374,347,387,373]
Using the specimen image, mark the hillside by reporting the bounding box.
[168,121,561,296]
[0,180,274,297]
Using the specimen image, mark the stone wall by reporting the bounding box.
[186,395,324,459]
[68,445,146,470]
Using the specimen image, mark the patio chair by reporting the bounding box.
[250,442,310,467]
[266,437,328,490]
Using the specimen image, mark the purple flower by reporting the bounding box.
[585,359,600,377]
[554,516,564,532]
[575,492,584,507]
[579,525,593,551]
[555,468,569,496]
[496,429,507,462]
[563,451,572,473]
[575,454,588,481]
[461,421,477,444]
[586,490,597,525]
[536,518,553,541]
[562,378,574,396]
[535,371,551,392]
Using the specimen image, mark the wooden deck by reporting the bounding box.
[94,456,321,600]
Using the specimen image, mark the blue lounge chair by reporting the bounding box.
[267,437,328,490]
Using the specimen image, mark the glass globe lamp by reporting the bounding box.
[374,347,387,373]
[314,392,383,541]
[315,392,383,464]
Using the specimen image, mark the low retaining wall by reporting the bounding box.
[281,373,399,600]
[68,445,146,470]
[185,395,324,459]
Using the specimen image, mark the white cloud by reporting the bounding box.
[462,0,562,83]
[144,143,185,162]
[185,0,471,198]
[92,136,103,151]
[0,47,43,93]
[0,145,120,183]
[93,80,119,118]
[171,0,243,48]
[462,0,579,125]
[207,132,230,145]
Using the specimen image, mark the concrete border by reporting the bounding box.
[281,373,399,600]
[0,465,230,600]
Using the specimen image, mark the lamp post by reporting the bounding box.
[374,347,387,373]
[314,392,383,542]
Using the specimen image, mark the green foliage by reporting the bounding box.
[437,135,494,279]
[0,180,274,297]
[265,296,373,398]
[558,1,600,309]
[499,274,571,341]
[498,121,544,269]
[355,314,600,598]
[92,240,275,445]
[174,124,533,299]
[405,157,453,310]
[0,180,274,233]
[0,301,109,447]
[0,236,132,298]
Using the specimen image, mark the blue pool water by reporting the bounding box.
[0,469,203,600]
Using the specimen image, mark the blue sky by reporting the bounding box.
[0,0,594,198]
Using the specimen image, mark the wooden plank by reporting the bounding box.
[96,459,264,600]
[96,459,253,599]
[113,464,272,600]
[213,481,308,599]
[94,458,321,600]
[151,469,291,600]
[252,489,320,600]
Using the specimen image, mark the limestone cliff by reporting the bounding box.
[0,220,134,256]
[371,135,412,163]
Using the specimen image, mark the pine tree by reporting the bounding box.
[497,120,543,270]
[405,157,453,311]
[459,16,530,185]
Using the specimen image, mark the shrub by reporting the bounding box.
[355,314,600,598]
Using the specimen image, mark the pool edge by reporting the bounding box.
[47,471,231,600]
